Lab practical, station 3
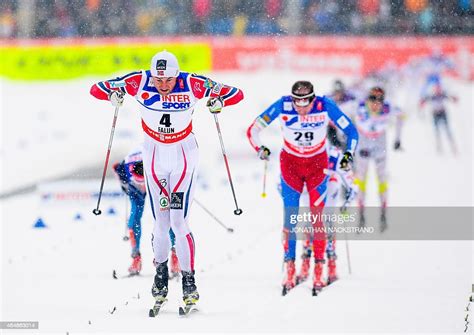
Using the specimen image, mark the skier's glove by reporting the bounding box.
[257,146,271,161]
[345,186,358,203]
[207,97,224,113]
[393,140,401,151]
[132,161,144,177]
[339,151,353,171]
[359,149,370,158]
[109,90,124,107]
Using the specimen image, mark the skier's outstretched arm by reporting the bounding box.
[90,71,144,103]
[247,98,282,160]
[188,74,244,113]
[325,97,358,154]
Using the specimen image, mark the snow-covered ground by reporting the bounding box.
[1,73,473,334]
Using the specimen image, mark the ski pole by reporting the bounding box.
[261,160,268,198]
[340,180,353,275]
[93,104,121,215]
[194,198,234,233]
[212,113,243,216]
[344,232,352,275]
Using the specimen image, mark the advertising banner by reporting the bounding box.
[0,38,211,80]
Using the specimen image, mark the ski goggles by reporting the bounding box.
[291,92,315,107]
[367,95,384,103]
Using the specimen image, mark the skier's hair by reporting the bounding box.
[368,87,385,101]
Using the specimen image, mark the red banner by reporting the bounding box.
[210,36,474,80]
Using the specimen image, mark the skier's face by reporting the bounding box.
[292,89,315,116]
[366,95,383,114]
[334,90,344,103]
[152,76,177,96]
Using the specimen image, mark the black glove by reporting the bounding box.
[132,161,144,176]
[257,146,271,160]
[109,90,124,107]
[359,149,370,158]
[393,140,401,151]
[206,96,224,113]
[340,151,353,171]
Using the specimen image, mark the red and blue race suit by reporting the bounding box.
[247,96,358,262]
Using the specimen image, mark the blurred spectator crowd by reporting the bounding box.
[1,0,473,38]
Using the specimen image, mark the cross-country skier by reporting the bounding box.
[247,80,358,296]
[420,82,458,154]
[327,79,356,150]
[417,50,455,99]
[91,50,244,314]
[340,87,403,232]
[330,80,357,106]
[113,147,146,275]
[323,146,357,283]
[404,50,456,116]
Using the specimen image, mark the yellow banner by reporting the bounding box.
[0,43,211,80]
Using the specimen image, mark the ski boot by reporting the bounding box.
[180,270,199,316]
[380,208,387,233]
[327,256,338,285]
[149,261,169,317]
[282,260,296,296]
[128,251,142,275]
[312,259,325,296]
[296,257,311,285]
[169,247,180,279]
